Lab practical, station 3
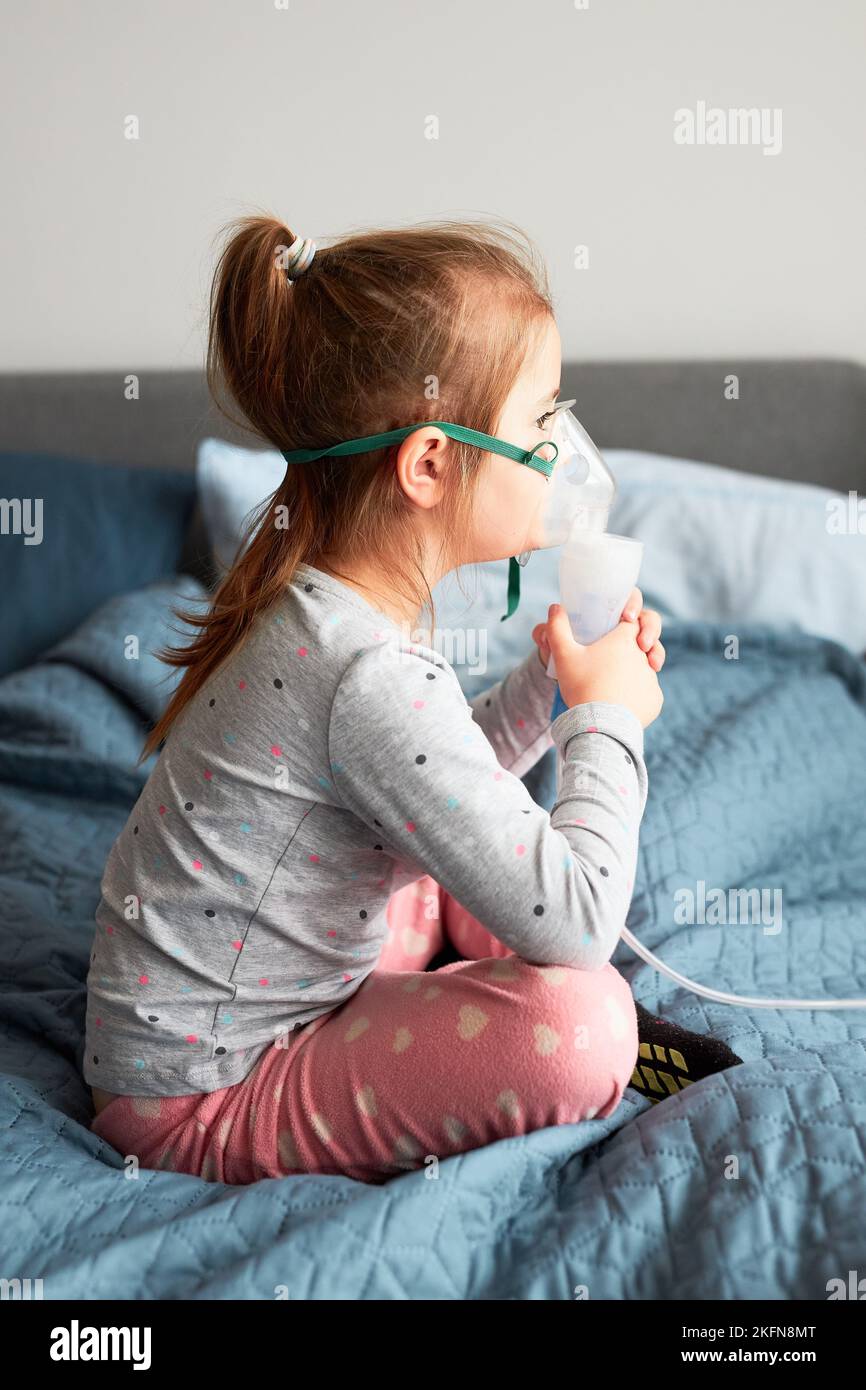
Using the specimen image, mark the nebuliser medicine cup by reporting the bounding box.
[545,531,644,680]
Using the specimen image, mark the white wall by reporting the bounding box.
[2,0,864,369]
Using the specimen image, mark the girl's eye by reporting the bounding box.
[535,410,555,430]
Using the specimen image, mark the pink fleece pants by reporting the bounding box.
[90,877,639,1185]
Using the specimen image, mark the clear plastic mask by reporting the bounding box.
[526,405,617,555]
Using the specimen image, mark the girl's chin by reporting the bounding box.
[466,538,545,564]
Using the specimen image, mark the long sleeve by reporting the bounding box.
[468,647,556,777]
[328,640,648,970]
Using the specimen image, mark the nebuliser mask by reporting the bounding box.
[519,400,617,551]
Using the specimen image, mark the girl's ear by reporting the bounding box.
[394,426,451,510]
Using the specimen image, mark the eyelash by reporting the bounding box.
[535,410,555,429]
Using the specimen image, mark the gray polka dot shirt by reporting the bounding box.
[83,562,648,1096]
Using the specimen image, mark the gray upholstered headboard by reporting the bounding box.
[2,358,865,492]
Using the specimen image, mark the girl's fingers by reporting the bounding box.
[531,622,551,666]
[547,603,582,657]
[537,606,659,665]
[647,639,666,672]
[637,608,662,652]
[622,587,643,622]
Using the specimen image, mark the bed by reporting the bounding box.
[1,360,864,1299]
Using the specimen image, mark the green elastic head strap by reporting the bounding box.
[280,420,558,622]
[280,420,558,478]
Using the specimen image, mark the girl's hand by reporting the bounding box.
[534,601,665,729]
[533,586,666,674]
[621,587,665,673]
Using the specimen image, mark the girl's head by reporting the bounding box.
[144,214,558,755]
[211,213,560,576]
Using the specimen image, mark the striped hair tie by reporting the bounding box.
[284,233,316,281]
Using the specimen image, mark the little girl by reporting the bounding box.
[86,215,738,1185]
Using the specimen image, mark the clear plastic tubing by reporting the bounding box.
[620,925,866,1010]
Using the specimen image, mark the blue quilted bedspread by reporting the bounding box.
[1,580,864,1300]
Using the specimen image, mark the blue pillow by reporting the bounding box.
[197,437,286,573]
[0,453,196,678]
[606,450,866,655]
